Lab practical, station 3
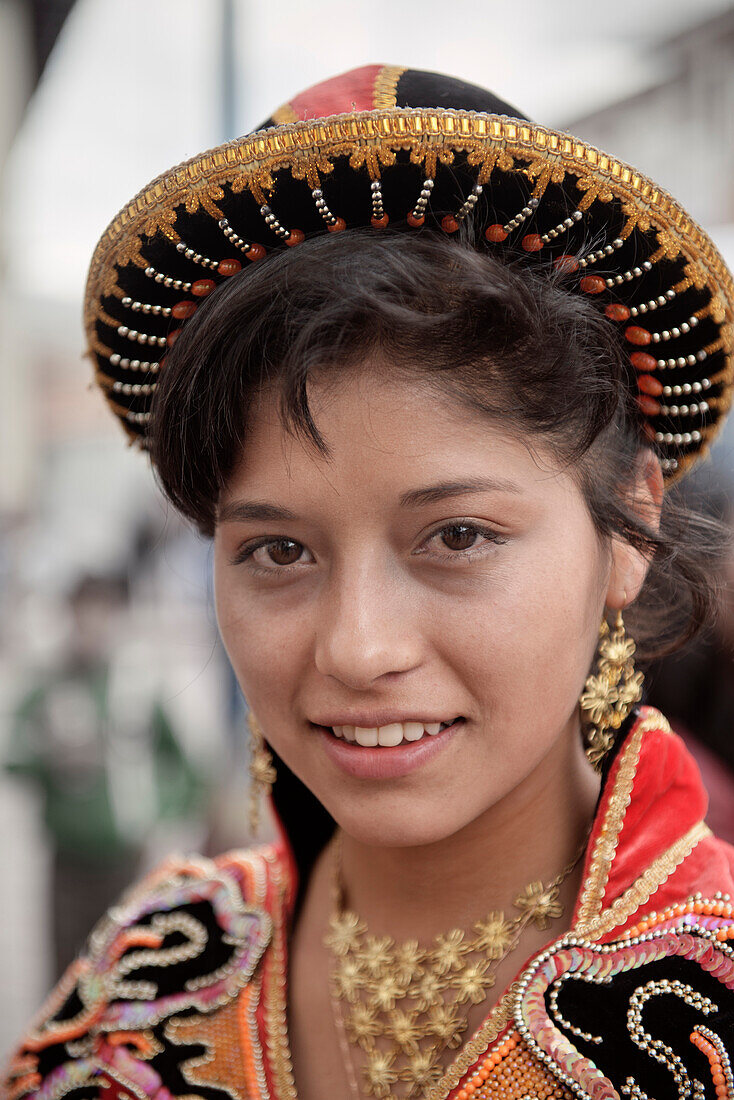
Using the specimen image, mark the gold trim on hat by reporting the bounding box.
[372,65,407,108]
[85,107,734,472]
[271,103,300,126]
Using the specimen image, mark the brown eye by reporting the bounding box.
[440,525,479,551]
[267,538,304,565]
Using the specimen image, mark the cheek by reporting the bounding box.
[432,523,607,727]
[213,564,309,714]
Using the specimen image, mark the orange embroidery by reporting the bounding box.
[166,995,250,1100]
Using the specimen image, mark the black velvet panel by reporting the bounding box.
[395,68,529,120]
[551,950,734,1095]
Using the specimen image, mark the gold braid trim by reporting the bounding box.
[574,719,646,928]
[574,711,672,930]
[262,857,298,1100]
[424,985,519,1100]
[372,65,407,109]
[96,374,116,393]
[97,306,126,332]
[271,103,300,126]
[578,819,711,941]
[88,335,113,359]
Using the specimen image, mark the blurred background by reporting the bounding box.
[2,0,734,1051]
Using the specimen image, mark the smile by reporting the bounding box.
[330,720,457,747]
[316,718,464,779]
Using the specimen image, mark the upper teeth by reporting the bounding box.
[331,721,450,747]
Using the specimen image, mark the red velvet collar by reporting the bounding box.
[572,705,733,939]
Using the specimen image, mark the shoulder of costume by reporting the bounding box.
[443,709,734,1100]
[2,840,293,1100]
[572,704,734,942]
[502,901,734,1099]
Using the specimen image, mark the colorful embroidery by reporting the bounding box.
[6,714,734,1100]
[4,856,273,1100]
[513,901,734,1099]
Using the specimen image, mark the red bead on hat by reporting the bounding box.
[485,224,508,243]
[638,374,663,396]
[172,301,197,320]
[605,303,631,321]
[631,351,658,372]
[580,275,605,294]
[191,279,216,297]
[637,394,661,416]
[553,254,579,273]
[626,326,652,346]
[217,259,242,276]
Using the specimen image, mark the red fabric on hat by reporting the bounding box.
[283,65,385,121]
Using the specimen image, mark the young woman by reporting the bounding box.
[6,66,734,1100]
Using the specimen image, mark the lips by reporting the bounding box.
[330,720,455,747]
[317,718,464,779]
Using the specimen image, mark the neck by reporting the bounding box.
[335,719,600,942]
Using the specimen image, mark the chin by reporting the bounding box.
[320,788,481,849]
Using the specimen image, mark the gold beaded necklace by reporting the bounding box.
[324,832,586,1100]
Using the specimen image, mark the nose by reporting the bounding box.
[314,557,423,689]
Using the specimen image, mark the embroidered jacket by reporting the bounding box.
[5,707,734,1100]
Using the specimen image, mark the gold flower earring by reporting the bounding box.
[579,608,644,770]
[247,711,277,835]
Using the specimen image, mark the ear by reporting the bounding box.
[605,448,664,610]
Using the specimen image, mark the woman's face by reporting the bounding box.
[214,368,627,847]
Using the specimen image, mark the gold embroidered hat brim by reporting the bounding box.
[85,67,734,482]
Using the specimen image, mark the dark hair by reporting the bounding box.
[149,228,725,661]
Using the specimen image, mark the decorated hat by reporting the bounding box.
[85,65,734,481]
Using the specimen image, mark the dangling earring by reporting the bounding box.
[579,608,644,771]
[247,711,276,835]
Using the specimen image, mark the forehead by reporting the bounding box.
[221,369,577,510]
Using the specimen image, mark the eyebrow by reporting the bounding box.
[217,500,299,524]
[218,477,522,524]
[399,477,522,508]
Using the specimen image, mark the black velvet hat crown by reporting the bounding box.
[85,65,734,482]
